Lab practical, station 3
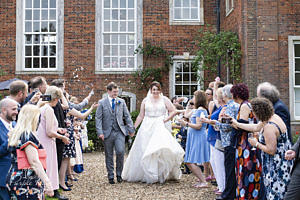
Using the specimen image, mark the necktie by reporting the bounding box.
[112,98,115,110]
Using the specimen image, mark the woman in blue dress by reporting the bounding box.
[179,90,210,188]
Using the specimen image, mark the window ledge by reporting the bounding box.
[95,70,137,75]
[15,70,64,75]
[292,121,300,125]
[169,20,204,26]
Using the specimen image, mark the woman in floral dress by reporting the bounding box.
[232,97,293,200]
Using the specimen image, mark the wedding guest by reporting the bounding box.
[0,99,18,199]
[179,90,210,188]
[37,86,70,200]
[6,105,54,199]
[8,80,28,107]
[231,97,293,200]
[231,83,262,199]
[176,117,190,174]
[257,82,291,144]
[24,76,47,105]
[284,136,300,199]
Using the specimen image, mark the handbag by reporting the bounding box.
[214,139,224,152]
[17,149,47,170]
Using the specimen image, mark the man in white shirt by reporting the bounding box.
[0,98,18,199]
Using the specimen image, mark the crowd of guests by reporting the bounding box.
[171,78,300,200]
[0,77,94,200]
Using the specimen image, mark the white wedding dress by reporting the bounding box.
[122,96,185,183]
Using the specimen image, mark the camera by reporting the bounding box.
[221,117,232,124]
[41,95,51,101]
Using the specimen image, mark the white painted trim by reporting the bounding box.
[288,36,300,121]
[225,0,234,17]
[169,0,204,26]
[102,91,136,112]
[15,0,64,75]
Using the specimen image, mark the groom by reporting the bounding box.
[96,82,135,184]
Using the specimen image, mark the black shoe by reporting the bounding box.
[53,190,69,200]
[65,181,73,187]
[117,176,123,183]
[109,178,115,184]
[215,196,224,200]
[59,184,72,191]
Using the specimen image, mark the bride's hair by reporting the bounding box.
[150,81,161,91]
[194,90,207,110]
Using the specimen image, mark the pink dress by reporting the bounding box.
[37,104,59,190]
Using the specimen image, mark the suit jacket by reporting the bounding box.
[95,97,134,139]
[291,136,300,173]
[0,120,11,187]
[274,99,292,143]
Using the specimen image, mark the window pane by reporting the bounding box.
[33,34,40,44]
[128,21,134,32]
[183,62,190,72]
[33,45,40,56]
[296,59,300,71]
[104,45,110,56]
[128,57,134,68]
[128,35,134,43]
[26,0,32,8]
[182,8,190,19]
[296,44,300,57]
[49,45,56,56]
[25,22,32,32]
[175,62,182,72]
[191,73,198,83]
[104,0,110,8]
[191,85,198,94]
[191,8,198,19]
[34,0,40,8]
[175,85,182,96]
[128,0,134,8]
[49,57,56,68]
[104,35,110,43]
[295,88,300,100]
[120,35,126,44]
[104,57,110,68]
[112,0,118,8]
[104,9,110,20]
[41,57,48,68]
[120,0,126,8]
[49,34,56,43]
[41,45,48,56]
[120,45,126,56]
[25,46,32,56]
[42,10,48,20]
[33,22,40,32]
[191,0,198,7]
[120,10,126,20]
[50,0,56,8]
[33,10,40,20]
[183,85,190,95]
[183,73,190,83]
[183,0,190,7]
[120,21,126,31]
[104,21,110,32]
[174,8,181,19]
[25,35,32,44]
[112,57,119,68]
[296,73,300,85]
[41,35,47,44]
[33,58,40,68]
[128,45,134,56]
[174,0,181,7]
[41,22,48,32]
[49,10,56,20]
[175,73,182,83]
[42,0,48,8]
[112,9,118,20]
[49,21,56,32]
[111,45,118,56]
[112,21,118,32]
[111,35,118,44]
[25,58,32,68]
[296,103,300,116]
[120,57,126,68]
[25,10,32,20]
[128,10,134,20]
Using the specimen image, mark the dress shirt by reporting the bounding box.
[0,117,12,131]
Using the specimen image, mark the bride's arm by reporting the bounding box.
[134,99,146,129]
[163,97,177,123]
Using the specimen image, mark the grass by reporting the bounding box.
[45,189,62,200]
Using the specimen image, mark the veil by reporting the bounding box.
[146,89,164,101]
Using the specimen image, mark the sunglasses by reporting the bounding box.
[189,102,194,105]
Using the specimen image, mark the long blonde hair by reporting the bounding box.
[8,104,40,147]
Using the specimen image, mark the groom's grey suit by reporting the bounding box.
[95,97,134,180]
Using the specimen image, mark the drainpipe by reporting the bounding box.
[216,0,221,78]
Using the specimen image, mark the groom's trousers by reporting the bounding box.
[103,130,125,180]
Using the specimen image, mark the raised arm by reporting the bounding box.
[163,96,178,123]
[68,103,97,120]
[134,99,146,129]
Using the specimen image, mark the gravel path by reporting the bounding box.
[62,152,217,200]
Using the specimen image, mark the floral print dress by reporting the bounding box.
[6,132,45,200]
[259,122,293,200]
[63,114,76,158]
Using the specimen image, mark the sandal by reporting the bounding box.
[194,182,209,188]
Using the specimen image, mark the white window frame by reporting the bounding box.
[169,0,204,26]
[289,36,300,122]
[16,0,64,74]
[95,0,143,74]
[169,55,203,99]
[225,0,234,17]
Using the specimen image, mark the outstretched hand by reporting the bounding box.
[129,132,135,137]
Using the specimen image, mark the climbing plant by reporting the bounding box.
[194,28,242,82]
[133,40,174,91]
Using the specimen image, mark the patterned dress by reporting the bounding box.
[259,122,293,200]
[6,132,44,200]
[235,102,262,200]
[63,114,76,158]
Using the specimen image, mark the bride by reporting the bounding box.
[122,81,185,183]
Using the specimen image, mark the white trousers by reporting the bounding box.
[210,145,225,192]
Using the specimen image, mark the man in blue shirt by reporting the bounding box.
[0,98,18,199]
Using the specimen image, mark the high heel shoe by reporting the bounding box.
[67,175,78,181]
[59,184,72,191]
